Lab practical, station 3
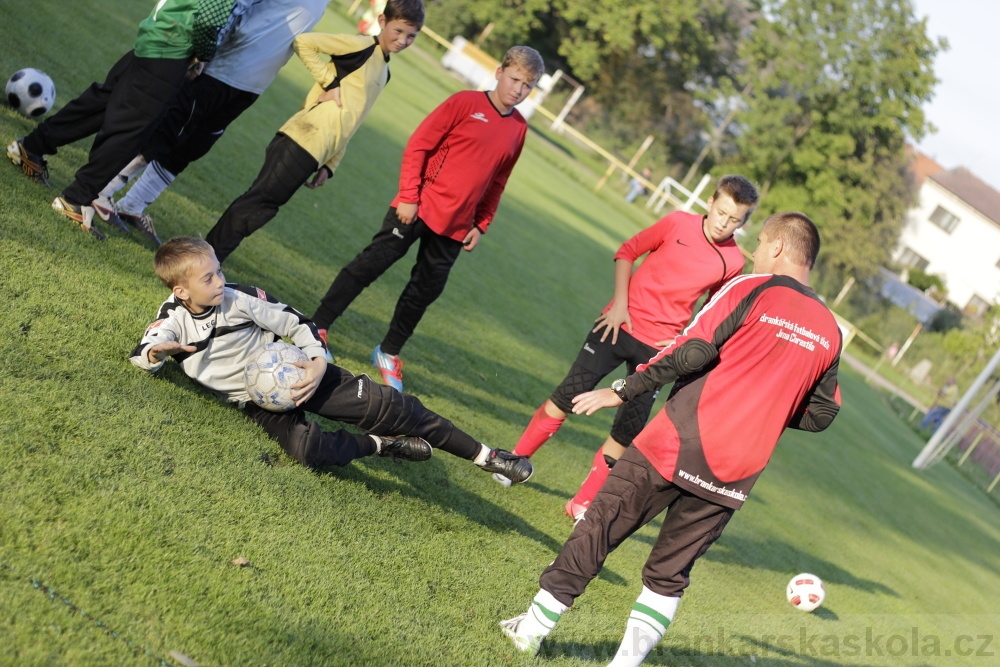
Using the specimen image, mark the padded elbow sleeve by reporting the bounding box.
[672,339,718,375]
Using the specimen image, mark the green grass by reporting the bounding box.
[2,2,1000,665]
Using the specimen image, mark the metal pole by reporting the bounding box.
[831,276,855,308]
[913,346,1000,469]
[551,85,584,131]
[987,469,1000,493]
[595,135,655,192]
[890,323,922,368]
[933,378,1000,465]
[957,432,985,467]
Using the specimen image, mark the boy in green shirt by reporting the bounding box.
[7,0,243,240]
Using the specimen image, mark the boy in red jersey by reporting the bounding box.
[495,176,759,522]
[311,46,545,392]
[500,212,842,665]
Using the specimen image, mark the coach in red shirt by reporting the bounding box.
[501,212,842,666]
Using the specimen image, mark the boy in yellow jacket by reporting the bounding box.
[205,0,423,263]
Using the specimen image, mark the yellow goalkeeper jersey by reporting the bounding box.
[279,33,389,174]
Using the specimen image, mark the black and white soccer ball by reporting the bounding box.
[6,68,56,118]
[244,342,308,412]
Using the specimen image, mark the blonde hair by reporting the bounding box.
[154,236,217,288]
[501,46,544,82]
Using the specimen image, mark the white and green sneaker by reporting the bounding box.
[499,613,543,655]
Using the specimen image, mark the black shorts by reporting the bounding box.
[549,326,660,447]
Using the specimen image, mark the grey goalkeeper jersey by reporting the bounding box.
[130,284,325,404]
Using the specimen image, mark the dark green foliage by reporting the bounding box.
[425,0,753,173]
[927,303,963,333]
[719,0,942,281]
[907,267,946,293]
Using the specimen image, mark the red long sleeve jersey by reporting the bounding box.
[626,273,843,509]
[609,211,745,347]
[391,90,526,241]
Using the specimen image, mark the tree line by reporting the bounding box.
[425,0,943,288]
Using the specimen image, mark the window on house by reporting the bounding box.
[929,205,960,233]
[967,294,992,316]
[898,247,930,271]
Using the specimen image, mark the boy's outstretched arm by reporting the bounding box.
[130,314,188,373]
[146,341,198,365]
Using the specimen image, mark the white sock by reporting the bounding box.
[607,587,679,667]
[516,589,567,646]
[118,160,174,215]
[473,443,492,465]
[99,154,147,199]
[370,435,383,453]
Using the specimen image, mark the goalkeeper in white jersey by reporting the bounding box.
[130,236,533,482]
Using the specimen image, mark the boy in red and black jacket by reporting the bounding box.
[497,176,759,521]
[311,45,545,392]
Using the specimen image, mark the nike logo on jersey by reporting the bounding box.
[469,112,489,123]
[583,343,596,354]
[392,227,405,239]
[676,239,689,246]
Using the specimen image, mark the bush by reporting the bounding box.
[907,267,946,293]
[928,304,963,332]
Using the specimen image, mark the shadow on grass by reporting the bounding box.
[325,454,567,554]
[523,480,574,500]
[630,527,897,597]
[622,499,895,597]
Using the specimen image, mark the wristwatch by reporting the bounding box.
[611,378,628,401]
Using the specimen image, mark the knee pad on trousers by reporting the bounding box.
[355,374,426,435]
[550,366,603,414]
[284,419,323,468]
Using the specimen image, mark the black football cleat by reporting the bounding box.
[480,448,533,484]
[117,210,161,246]
[375,435,433,462]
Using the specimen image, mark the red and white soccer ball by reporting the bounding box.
[6,68,56,118]
[786,573,825,612]
[244,342,307,412]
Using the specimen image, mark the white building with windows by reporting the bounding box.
[894,158,1000,315]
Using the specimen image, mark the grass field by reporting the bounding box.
[2,2,1000,665]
